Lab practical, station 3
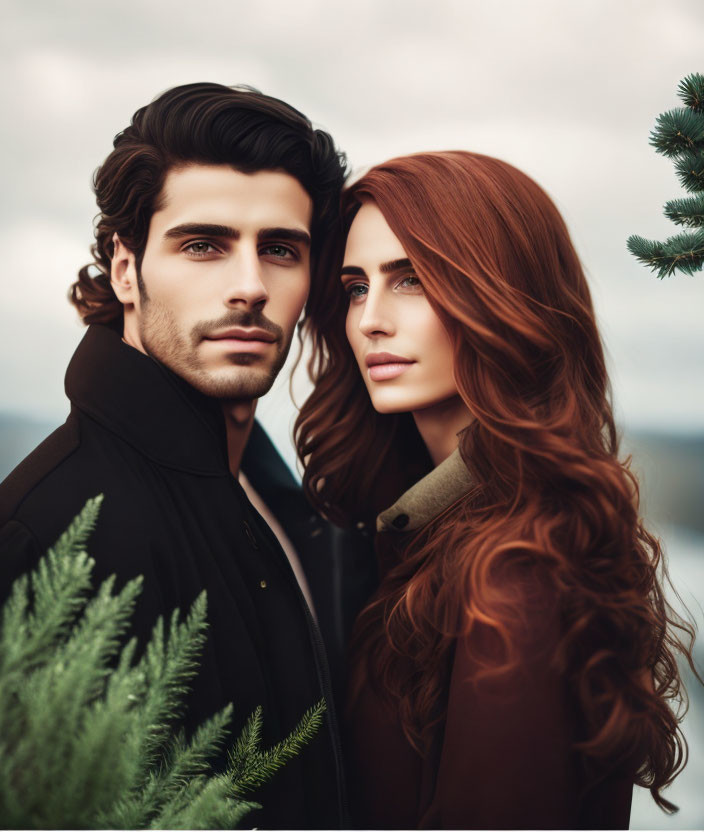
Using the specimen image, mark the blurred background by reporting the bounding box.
[1,0,702,826]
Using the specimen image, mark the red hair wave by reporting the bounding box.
[295,151,698,811]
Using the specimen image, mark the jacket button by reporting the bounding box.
[243,521,259,549]
[259,579,267,589]
[392,513,409,529]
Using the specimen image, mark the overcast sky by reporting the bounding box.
[1,0,703,467]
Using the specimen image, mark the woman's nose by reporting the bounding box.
[357,286,396,338]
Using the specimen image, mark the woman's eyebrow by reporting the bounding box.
[380,258,412,273]
[341,258,413,277]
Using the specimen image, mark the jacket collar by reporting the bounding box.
[376,447,474,533]
[65,324,230,475]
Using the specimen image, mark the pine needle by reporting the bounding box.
[649,108,704,157]
[627,230,704,278]
[678,72,704,113]
[664,193,704,227]
[674,149,704,193]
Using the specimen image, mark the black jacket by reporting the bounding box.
[0,324,376,829]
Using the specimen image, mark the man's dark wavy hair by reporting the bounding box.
[69,82,347,324]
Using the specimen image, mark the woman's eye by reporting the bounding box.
[260,244,298,261]
[184,241,218,257]
[399,275,422,290]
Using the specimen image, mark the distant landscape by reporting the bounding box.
[2,411,702,535]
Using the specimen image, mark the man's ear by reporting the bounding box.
[110,234,140,307]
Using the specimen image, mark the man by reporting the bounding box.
[0,83,373,829]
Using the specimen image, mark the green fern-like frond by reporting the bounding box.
[114,592,209,789]
[102,704,235,829]
[52,494,104,559]
[228,704,264,785]
[678,72,704,112]
[649,108,704,157]
[0,498,109,710]
[0,498,324,829]
[153,773,260,830]
[664,193,704,227]
[0,498,105,679]
[627,229,704,278]
[231,699,326,796]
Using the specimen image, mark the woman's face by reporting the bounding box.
[342,201,459,414]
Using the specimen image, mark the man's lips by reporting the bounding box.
[365,352,415,382]
[203,327,278,354]
[206,327,277,343]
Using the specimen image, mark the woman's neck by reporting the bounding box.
[412,395,473,467]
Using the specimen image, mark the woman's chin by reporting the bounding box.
[368,393,422,415]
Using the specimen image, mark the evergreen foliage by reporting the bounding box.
[0,496,325,829]
[627,72,704,277]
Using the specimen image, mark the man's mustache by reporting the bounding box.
[191,310,284,344]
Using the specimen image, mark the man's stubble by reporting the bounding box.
[137,292,293,401]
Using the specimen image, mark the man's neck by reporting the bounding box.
[222,399,257,477]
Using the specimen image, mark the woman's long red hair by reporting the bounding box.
[295,151,697,811]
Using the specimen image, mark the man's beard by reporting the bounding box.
[138,299,291,401]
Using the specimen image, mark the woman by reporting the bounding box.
[295,151,696,829]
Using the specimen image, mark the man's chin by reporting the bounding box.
[182,366,277,401]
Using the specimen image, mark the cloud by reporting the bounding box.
[1,0,703,437]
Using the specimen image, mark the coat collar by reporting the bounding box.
[65,324,230,475]
[376,447,474,533]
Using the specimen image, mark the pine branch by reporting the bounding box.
[649,107,704,157]
[629,72,704,277]
[664,193,704,227]
[627,229,704,278]
[674,149,704,192]
[678,72,704,113]
[0,499,324,829]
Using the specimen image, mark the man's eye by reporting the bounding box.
[346,283,368,301]
[260,244,298,261]
[184,241,218,257]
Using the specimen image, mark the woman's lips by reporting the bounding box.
[368,362,414,381]
[365,352,415,382]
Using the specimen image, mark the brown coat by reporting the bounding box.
[345,451,633,829]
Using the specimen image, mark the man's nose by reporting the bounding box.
[222,247,268,308]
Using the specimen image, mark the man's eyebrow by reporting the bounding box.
[340,258,413,278]
[340,266,366,277]
[257,227,311,247]
[163,223,240,240]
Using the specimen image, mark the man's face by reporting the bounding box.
[113,164,312,400]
